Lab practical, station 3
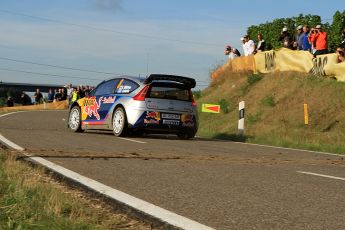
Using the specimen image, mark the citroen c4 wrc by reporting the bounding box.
[68,74,198,139]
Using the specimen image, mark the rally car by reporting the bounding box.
[68,74,198,139]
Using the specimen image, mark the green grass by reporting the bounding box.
[197,71,345,155]
[0,150,149,230]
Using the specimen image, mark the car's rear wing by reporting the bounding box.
[144,74,196,88]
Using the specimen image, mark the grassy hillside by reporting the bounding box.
[196,70,345,154]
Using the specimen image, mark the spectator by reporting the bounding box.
[6,96,14,107]
[279,27,293,49]
[242,35,255,56]
[296,25,304,50]
[33,88,43,105]
[54,89,62,101]
[20,92,30,105]
[47,88,55,103]
[84,85,91,97]
[60,88,67,101]
[232,47,241,57]
[336,47,345,63]
[66,83,73,102]
[71,88,79,102]
[241,37,246,56]
[224,45,238,60]
[301,25,312,51]
[308,25,328,57]
[256,33,266,52]
[79,85,85,98]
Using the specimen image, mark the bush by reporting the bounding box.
[247,111,262,125]
[193,90,201,100]
[261,95,276,107]
[247,74,263,85]
[218,99,230,114]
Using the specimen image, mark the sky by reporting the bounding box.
[0,0,343,89]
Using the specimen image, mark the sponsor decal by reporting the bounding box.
[144,111,160,124]
[100,96,116,104]
[181,114,194,127]
[84,97,101,120]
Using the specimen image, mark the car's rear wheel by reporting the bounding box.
[112,107,128,137]
[68,106,83,132]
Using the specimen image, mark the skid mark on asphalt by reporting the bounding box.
[297,171,345,181]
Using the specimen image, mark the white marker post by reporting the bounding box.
[238,101,245,135]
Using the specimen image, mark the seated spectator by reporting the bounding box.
[6,96,14,107]
[232,47,241,57]
[47,88,55,103]
[20,92,30,105]
[256,33,266,52]
[296,25,304,50]
[336,47,345,63]
[224,45,239,60]
[279,27,293,49]
[301,25,312,51]
[242,35,255,56]
[308,25,328,57]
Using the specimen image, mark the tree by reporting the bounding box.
[329,10,345,52]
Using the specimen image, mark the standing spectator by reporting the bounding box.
[241,37,246,56]
[84,85,91,97]
[54,89,62,101]
[47,88,55,103]
[232,47,241,57]
[224,45,238,60]
[60,88,67,101]
[296,25,304,50]
[242,35,255,56]
[256,34,266,52]
[79,85,85,98]
[66,83,73,103]
[71,88,79,102]
[20,91,30,105]
[308,25,328,57]
[336,47,345,63]
[6,96,14,107]
[301,25,312,51]
[279,27,293,49]
[34,88,43,105]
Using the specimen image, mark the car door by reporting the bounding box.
[84,79,119,124]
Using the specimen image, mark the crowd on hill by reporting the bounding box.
[225,25,345,63]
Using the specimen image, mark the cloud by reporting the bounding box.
[90,0,123,11]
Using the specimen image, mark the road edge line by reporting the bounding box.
[0,112,214,230]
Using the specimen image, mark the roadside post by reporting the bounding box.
[238,101,245,135]
[304,103,309,125]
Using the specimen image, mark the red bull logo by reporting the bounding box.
[144,111,160,124]
[84,97,101,120]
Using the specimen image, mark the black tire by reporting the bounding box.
[68,106,83,132]
[112,107,128,137]
[177,130,196,140]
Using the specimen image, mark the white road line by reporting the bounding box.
[0,111,26,118]
[0,133,212,230]
[117,137,147,144]
[297,171,345,181]
[199,137,344,157]
[1,112,212,229]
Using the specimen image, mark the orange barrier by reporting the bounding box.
[0,100,69,113]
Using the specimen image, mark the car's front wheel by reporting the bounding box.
[112,107,128,137]
[68,106,83,132]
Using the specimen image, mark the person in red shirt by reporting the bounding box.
[308,24,328,57]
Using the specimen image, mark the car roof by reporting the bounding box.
[102,75,146,85]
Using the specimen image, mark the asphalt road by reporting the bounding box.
[1,110,345,229]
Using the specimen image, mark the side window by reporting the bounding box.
[115,79,139,94]
[93,79,119,96]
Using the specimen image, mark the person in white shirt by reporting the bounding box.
[241,37,247,56]
[243,35,256,56]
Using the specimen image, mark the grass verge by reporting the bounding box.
[0,148,150,230]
